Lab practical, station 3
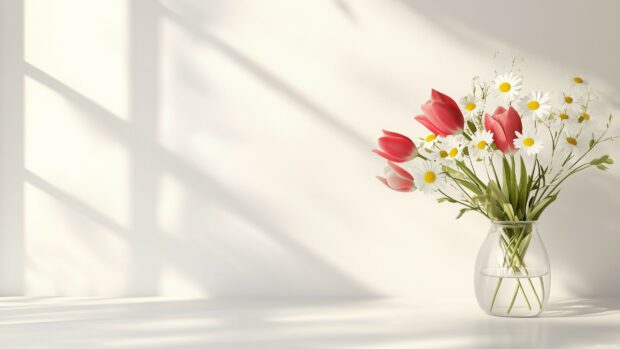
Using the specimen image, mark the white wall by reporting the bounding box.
[1,0,619,298]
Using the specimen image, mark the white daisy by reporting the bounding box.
[559,91,581,113]
[569,73,588,89]
[551,109,577,131]
[429,144,448,162]
[421,133,439,150]
[459,94,481,118]
[579,110,603,132]
[514,131,543,156]
[411,160,445,194]
[492,72,523,103]
[434,136,464,164]
[560,127,582,155]
[518,91,552,121]
[469,130,494,159]
[576,110,592,126]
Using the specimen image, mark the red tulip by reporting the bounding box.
[372,130,417,163]
[376,161,415,192]
[415,89,464,136]
[484,106,523,153]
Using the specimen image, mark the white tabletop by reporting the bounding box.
[0,297,618,348]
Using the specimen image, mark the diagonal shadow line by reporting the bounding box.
[24,167,240,295]
[26,153,374,296]
[23,170,128,235]
[23,62,131,140]
[156,150,377,297]
[334,0,359,24]
[159,4,372,150]
[23,62,376,296]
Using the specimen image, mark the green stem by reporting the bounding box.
[468,156,477,177]
[502,231,542,309]
[437,189,477,210]
[489,156,501,187]
[546,164,592,197]
[494,229,542,314]
[528,278,542,309]
[519,279,532,310]
[445,173,476,203]
[539,277,545,305]
[503,235,534,311]
[489,277,503,312]
[507,282,520,314]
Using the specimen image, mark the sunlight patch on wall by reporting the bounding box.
[158,264,207,298]
[24,76,130,229]
[24,0,129,121]
[24,182,129,296]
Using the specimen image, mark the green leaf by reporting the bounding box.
[590,155,611,166]
[518,156,529,218]
[437,197,457,203]
[472,194,488,206]
[527,195,536,210]
[488,180,509,204]
[527,195,558,221]
[442,165,467,181]
[456,208,473,219]
[454,178,483,195]
[456,161,486,190]
[517,233,533,258]
[502,203,516,221]
[485,180,511,221]
[510,156,519,208]
[501,157,512,204]
[467,120,477,134]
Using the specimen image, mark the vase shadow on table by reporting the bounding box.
[542,298,620,318]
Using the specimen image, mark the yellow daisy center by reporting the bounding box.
[423,171,436,184]
[523,138,535,147]
[449,148,458,158]
[559,113,569,120]
[425,134,437,142]
[477,141,487,150]
[499,82,511,92]
[564,96,573,104]
[573,77,584,84]
[439,150,448,158]
[527,101,540,110]
[566,137,577,146]
[465,103,476,111]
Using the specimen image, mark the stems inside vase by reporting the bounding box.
[489,225,542,315]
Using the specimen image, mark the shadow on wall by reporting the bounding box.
[398,0,620,91]
[6,0,619,298]
[159,4,371,150]
[543,173,620,298]
[9,0,376,297]
[399,0,620,298]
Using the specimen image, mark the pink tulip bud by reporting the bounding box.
[484,106,523,153]
[414,89,465,136]
[372,130,418,163]
[376,161,415,192]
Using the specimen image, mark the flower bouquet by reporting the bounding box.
[373,70,616,317]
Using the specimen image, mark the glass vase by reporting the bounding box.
[474,221,550,317]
